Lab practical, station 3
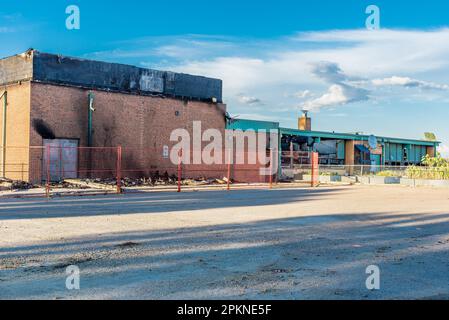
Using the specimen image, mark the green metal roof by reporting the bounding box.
[226,118,440,147]
[226,119,279,131]
[279,127,440,147]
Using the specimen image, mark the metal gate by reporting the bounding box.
[42,139,79,181]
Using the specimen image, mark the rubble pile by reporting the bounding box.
[50,181,91,189]
[0,178,36,191]
[58,171,232,189]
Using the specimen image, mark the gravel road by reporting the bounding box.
[1,185,449,300]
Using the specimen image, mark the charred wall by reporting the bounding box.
[32,51,223,102]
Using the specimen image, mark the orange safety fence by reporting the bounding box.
[0,146,282,197]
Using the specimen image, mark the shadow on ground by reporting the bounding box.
[1,199,449,299]
[0,187,342,220]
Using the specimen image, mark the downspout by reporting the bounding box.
[1,90,7,178]
[87,92,95,147]
[87,92,95,177]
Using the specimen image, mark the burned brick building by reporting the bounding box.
[0,50,230,183]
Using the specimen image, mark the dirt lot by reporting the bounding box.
[1,185,449,300]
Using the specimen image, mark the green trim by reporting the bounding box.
[227,119,279,131]
[279,127,439,147]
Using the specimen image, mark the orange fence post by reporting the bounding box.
[274,149,279,186]
[116,146,122,194]
[269,149,273,189]
[177,149,182,193]
[59,146,63,180]
[45,145,51,197]
[227,148,231,191]
[311,152,319,187]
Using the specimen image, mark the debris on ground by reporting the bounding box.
[0,178,36,191]
[53,171,234,189]
[63,179,116,191]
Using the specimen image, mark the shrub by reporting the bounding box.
[406,155,449,180]
[376,170,400,177]
[320,172,339,176]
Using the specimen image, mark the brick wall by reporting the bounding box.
[1,82,270,184]
[0,82,31,181]
[29,82,228,182]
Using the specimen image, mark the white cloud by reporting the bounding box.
[91,28,449,100]
[89,34,238,61]
[293,90,311,99]
[438,144,449,158]
[236,113,280,122]
[300,61,370,111]
[301,84,369,111]
[293,28,449,75]
[236,94,263,105]
[372,76,449,90]
[86,28,449,147]
[310,61,352,83]
[155,29,449,112]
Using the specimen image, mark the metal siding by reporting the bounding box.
[385,143,390,162]
[227,119,279,131]
[421,146,427,162]
[279,128,439,147]
[417,146,423,163]
[337,141,345,160]
[42,139,78,181]
[397,144,403,162]
[390,144,396,161]
[413,145,418,163]
[370,154,381,165]
[407,145,413,162]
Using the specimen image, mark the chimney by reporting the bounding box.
[298,111,312,131]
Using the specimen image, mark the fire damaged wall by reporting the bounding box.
[1,50,227,183]
[1,50,223,102]
[32,51,223,102]
[28,82,228,183]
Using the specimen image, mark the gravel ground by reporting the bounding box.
[1,185,449,300]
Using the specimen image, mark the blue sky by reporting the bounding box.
[1,0,449,156]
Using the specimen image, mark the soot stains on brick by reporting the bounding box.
[32,119,56,139]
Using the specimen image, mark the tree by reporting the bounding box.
[424,132,437,141]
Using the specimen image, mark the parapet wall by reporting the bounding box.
[1,50,223,103]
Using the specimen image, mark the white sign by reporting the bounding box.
[163,145,169,159]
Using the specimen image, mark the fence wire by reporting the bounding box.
[0,146,287,196]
